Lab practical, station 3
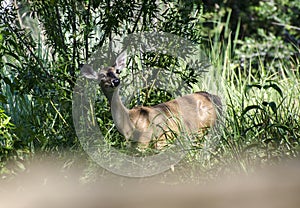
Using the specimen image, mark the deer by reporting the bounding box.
[81,52,222,149]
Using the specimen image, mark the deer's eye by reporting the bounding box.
[98,73,105,79]
[116,69,120,74]
[107,71,117,78]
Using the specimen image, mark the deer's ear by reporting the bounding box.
[114,51,127,72]
[81,64,99,80]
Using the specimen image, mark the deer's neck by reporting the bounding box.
[105,87,134,139]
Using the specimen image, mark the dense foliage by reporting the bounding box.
[0,0,299,180]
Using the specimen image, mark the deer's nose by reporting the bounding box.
[112,78,120,87]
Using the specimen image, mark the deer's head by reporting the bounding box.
[81,52,127,93]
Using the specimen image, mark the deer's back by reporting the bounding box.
[128,91,220,133]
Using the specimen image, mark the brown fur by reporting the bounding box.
[81,54,222,149]
[125,91,220,148]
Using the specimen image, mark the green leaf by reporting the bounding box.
[0,33,3,47]
[262,101,277,114]
[0,94,7,104]
[263,83,283,97]
[268,101,277,113]
[2,116,11,126]
[5,51,20,62]
[93,0,101,9]
[242,105,263,116]
[244,84,262,96]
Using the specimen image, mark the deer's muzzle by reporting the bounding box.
[112,78,120,87]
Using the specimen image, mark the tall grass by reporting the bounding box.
[196,20,300,176]
[81,36,299,184]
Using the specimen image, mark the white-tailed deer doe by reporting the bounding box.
[81,52,222,149]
